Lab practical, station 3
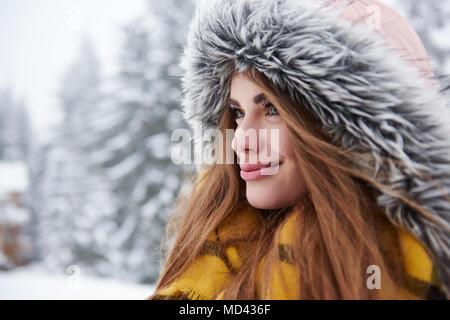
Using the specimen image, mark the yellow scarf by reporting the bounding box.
[152,204,446,300]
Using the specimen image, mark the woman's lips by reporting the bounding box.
[239,162,272,171]
[239,162,282,181]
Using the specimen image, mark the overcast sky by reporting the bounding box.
[0,0,146,143]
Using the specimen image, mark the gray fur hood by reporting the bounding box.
[179,0,450,296]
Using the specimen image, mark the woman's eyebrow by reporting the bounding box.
[253,93,266,104]
[228,93,267,107]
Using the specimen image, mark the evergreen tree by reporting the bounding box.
[0,88,31,161]
[88,0,195,283]
[36,37,117,277]
[388,0,450,74]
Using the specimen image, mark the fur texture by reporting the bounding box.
[179,0,450,295]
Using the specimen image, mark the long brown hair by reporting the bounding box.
[150,68,443,299]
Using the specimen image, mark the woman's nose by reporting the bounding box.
[231,119,280,165]
[232,128,257,154]
[231,118,270,164]
[232,131,257,165]
[231,113,257,151]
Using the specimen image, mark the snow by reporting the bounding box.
[0,267,155,300]
[107,153,144,180]
[0,252,12,269]
[0,161,29,193]
[0,206,29,225]
[146,132,170,159]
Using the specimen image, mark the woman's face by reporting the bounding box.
[229,73,308,209]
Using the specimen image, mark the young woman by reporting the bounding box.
[150,0,450,299]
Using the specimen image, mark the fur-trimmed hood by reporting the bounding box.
[179,0,450,296]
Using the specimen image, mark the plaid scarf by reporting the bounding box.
[153,204,446,300]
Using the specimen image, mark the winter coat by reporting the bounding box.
[160,0,450,298]
[153,202,446,299]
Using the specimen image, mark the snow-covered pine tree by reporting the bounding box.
[87,0,195,283]
[36,37,117,277]
[387,0,450,74]
[0,88,14,160]
[0,88,31,161]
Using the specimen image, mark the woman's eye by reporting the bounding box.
[264,102,279,116]
[229,102,279,120]
[229,107,244,119]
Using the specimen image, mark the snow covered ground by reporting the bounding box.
[0,267,155,300]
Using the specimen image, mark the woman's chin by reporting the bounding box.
[246,191,283,210]
[245,177,308,210]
